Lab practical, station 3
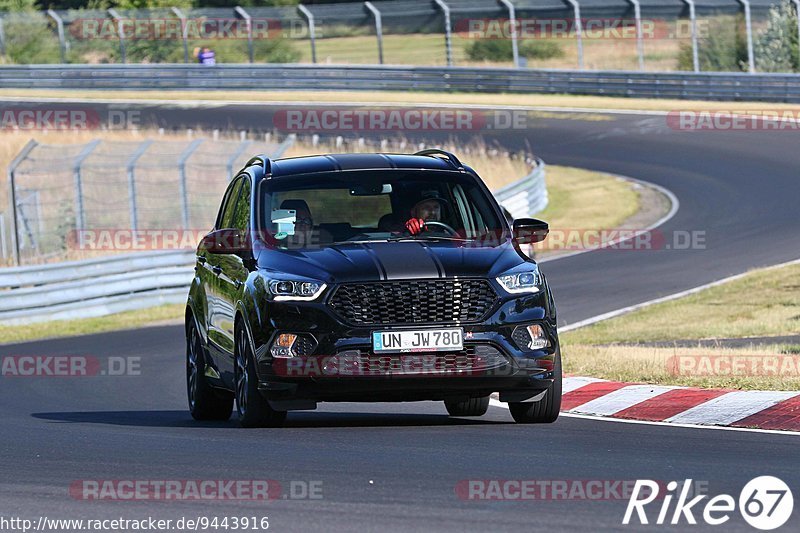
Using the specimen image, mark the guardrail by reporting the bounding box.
[494,157,547,220]
[0,156,548,325]
[0,250,193,325]
[2,64,800,102]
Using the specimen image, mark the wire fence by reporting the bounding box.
[0,0,794,72]
[5,134,293,266]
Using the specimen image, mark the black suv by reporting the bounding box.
[185,150,561,427]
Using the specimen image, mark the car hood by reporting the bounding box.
[256,240,528,283]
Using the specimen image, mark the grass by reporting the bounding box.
[5,89,800,114]
[561,261,800,390]
[0,303,185,346]
[532,167,640,256]
[563,262,800,345]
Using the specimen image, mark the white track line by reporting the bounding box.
[560,257,800,332]
[488,399,800,437]
[568,385,675,416]
[665,390,800,426]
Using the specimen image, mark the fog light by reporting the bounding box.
[512,324,550,351]
[270,333,298,358]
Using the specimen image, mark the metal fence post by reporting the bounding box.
[297,4,317,64]
[7,140,39,266]
[226,140,253,182]
[171,7,189,63]
[792,0,800,70]
[628,0,645,70]
[126,141,152,231]
[434,0,453,66]
[498,0,519,67]
[365,2,384,65]
[565,0,584,69]
[47,10,67,64]
[235,6,254,63]
[72,140,100,232]
[178,139,204,228]
[108,9,126,64]
[683,0,700,72]
[738,0,755,72]
[0,17,6,57]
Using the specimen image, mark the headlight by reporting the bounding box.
[496,266,543,294]
[267,278,326,301]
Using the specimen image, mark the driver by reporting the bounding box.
[405,191,448,235]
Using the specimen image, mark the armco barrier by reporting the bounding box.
[0,158,547,325]
[3,64,800,102]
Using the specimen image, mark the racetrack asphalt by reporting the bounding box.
[1,101,799,531]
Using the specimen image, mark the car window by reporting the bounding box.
[218,177,243,230]
[259,171,506,249]
[231,178,251,232]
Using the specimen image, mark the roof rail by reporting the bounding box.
[414,148,464,171]
[244,155,273,178]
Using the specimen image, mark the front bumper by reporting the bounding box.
[252,284,558,406]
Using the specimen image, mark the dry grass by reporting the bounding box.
[563,344,800,391]
[6,89,798,114]
[284,137,532,191]
[534,166,639,239]
[295,33,685,71]
[563,262,800,346]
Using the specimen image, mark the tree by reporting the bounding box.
[753,1,799,72]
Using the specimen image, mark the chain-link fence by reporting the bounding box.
[1,0,796,72]
[5,135,293,266]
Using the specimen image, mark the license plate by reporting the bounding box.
[372,328,464,353]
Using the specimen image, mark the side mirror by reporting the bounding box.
[198,229,251,254]
[513,218,549,244]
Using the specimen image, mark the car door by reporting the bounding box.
[214,176,253,383]
[205,177,244,369]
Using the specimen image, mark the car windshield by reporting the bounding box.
[258,170,507,249]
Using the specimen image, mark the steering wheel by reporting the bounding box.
[423,221,459,236]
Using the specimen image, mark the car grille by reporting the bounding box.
[333,344,509,376]
[328,279,497,326]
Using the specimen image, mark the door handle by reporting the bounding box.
[212,266,222,275]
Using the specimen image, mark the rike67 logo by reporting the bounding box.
[624,476,794,530]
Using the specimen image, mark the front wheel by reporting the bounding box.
[445,395,490,417]
[235,327,287,428]
[508,349,562,424]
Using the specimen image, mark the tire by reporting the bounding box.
[186,320,233,421]
[235,326,287,428]
[445,395,490,417]
[508,349,562,424]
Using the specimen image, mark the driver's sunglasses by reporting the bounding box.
[296,217,313,226]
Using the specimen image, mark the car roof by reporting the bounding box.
[267,153,462,178]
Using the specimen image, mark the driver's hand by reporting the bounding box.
[405,218,425,235]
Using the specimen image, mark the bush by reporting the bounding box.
[753,1,799,72]
[465,38,563,62]
[2,13,63,64]
[677,15,748,72]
